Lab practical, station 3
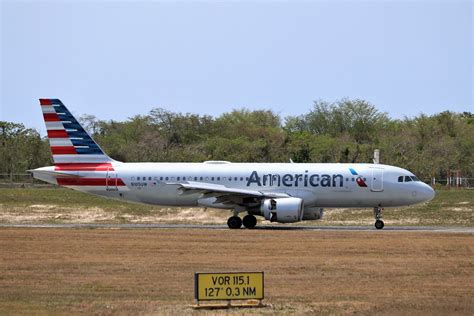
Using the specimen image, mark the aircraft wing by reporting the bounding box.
[170,181,290,206]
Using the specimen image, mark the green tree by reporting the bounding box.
[0,121,51,175]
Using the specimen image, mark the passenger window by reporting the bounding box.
[217,177,220,181]
[148,177,151,181]
[211,177,214,181]
[405,176,412,182]
[398,176,403,182]
[200,177,203,181]
[160,177,163,181]
[177,177,180,180]
[165,177,169,181]
[240,177,243,181]
[194,177,197,181]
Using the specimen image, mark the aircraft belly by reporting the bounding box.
[313,190,413,207]
[312,191,376,207]
[137,185,177,205]
[176,194,199,206]
[128,184,196,206]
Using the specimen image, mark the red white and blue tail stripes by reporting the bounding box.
[40,99,113,164]
[39,99,127,190]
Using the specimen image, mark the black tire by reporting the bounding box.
[242,214,257,229]
[375,220,384,230]
[227,216,242,229]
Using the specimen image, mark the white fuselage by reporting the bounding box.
[35,161,435,209]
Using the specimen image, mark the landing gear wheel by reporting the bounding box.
[227,216,242,229]
[242,215,257,229]
[373,206,384,230]
[375,220,384,230]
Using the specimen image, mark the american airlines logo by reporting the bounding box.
[349,168,368,187]
[246,170,343,187]
[246,168,367,188]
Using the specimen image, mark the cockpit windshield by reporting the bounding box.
[398,175,420,182]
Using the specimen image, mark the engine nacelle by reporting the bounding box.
[261,197,304,223]
[302,207,324,220]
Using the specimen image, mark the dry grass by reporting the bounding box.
[0,187,473,226]
[0,228,472,315]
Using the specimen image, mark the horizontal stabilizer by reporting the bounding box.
[28,169,83,179]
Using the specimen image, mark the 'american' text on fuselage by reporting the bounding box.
[247,171,344,187]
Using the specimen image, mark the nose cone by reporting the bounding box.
[419,183,435,202]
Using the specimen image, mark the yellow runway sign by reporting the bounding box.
[194,272,264,301]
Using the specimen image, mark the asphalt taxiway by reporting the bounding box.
[0,223,472,233]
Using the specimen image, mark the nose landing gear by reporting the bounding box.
[374,206,384,229]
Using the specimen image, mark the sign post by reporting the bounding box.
[194,272,264,308]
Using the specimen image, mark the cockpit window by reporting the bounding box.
[399,175,421,183]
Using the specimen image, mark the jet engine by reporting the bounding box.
[302,206,324,220]
[260,197,304,223]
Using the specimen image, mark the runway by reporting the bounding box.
[0,223,472,233]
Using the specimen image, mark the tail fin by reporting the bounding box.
[39,99,115,165]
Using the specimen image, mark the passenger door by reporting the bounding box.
[370,167,384,192]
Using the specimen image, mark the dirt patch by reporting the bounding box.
[29,204,57,210]
[0,203,230,225]
[0,206,117,223]
[451,207,471,212]
[121,208,225,224]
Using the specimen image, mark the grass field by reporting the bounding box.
[0,228,473,315]
[0,187,472,226]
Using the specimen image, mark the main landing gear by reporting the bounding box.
[242,214,257,229]
[227,213,257,229]
[374,206,384,230]
[227,216,242,229]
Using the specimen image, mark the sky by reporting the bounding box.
[1,0,473,135]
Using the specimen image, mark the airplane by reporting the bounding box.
[31,99,435,229]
